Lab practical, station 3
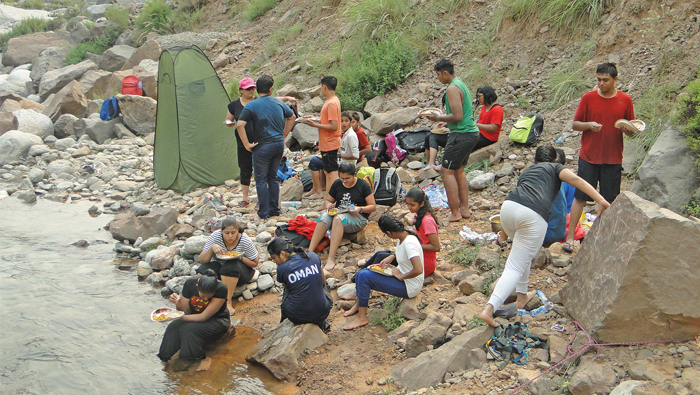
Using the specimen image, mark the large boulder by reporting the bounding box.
[280,177,303,202]
[99,45,137,72]
[389,326,493,391]
[631,126,700,213]
[0,111,18,135]
[2,32,69,67]
[8,68,31,84]
[561,191,700,342]
[87,4,109,19]
[107,206,179,243]
[0,79,29,97]
[245,319,328,381]
[117,94,156,136]
[121,39,161,70]
[153,32,224,51]
[79,70,122,101]
[0,4,51,33]
[150,245,181,271]
[467,141,502,165]
[289,122,317,149]
[369,107,420,135]
[29,47,70,90]
[404,311,452,358]
[131,65,157,100]
[39,60,98,101]
[53,114,78,139]
[69,21,91,45]
[0,130,42,165]
[72,115,119,144]
[42,81,87,121]
[568,355,618,395]
[14,109,54,139]
[364,95,391,116]
[183,235,208,255]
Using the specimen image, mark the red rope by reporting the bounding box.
[505,321,698,395]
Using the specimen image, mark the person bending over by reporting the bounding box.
[268,237,332,332]
[308,162,376,271]
[480,146,610,327]
[343,214,424,330]
[158,270,230,371]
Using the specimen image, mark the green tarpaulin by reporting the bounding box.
[154,45,238,193]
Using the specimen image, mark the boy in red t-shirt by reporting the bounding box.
[563,63,635,253]
[299,76,342,200]
[350,112,371,163]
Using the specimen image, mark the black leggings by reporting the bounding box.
[196,259,255,282]
[350,250,397,283]
[237,145,253,187]
[424,133,449,151]
[157,316,230,361]
[473,133,497,151]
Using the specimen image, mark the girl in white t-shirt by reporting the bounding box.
[343,214,424,330]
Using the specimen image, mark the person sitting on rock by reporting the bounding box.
[480,146,610,327]
[404,187,440,277]
[473,85,504,151]
[343,213,424,330]
[350,112,372,164]
[308,162,376,272]
[197,217,259,315]
[268,237,332,332]
[158,269,230,371]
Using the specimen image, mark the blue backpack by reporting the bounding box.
[100,97,120,121]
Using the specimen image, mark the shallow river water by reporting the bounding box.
[0,197,296,395]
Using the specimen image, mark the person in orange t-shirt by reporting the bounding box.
[298,76,342,200]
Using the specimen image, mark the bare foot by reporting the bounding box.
[196,357,212,371]
[324,261,336,271]
[227,304,236,316]
[479,309,499,328]
[434,165,442,172]
[516,290,537,309]
[446,213,463,222]
[460,209,472,219]
[343,317,369,330]
[343,304,359,317]
[307,193,324,200]
[303,190,315,198]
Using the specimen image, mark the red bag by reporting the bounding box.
[121,75,142,95]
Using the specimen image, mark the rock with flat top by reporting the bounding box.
[562,191,700,342]
[246,319,328,380]
[404,311,452,358]
[369,107,420,135]
[0,130,43,165]
[568,355,618,395]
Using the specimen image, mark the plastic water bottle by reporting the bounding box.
[529,305,548,316]
[281,201,302,209]
[556,135,565,145]
[537,290,555,311]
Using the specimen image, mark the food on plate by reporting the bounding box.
[217,250,241,259]
[151,308,184,322]
[418,107,443,116]
[431,128,447,134]
[327,208,339,215]
[298,115,320,123]
[369,264,393,276]
[223,120,234,125]
[614,119,646,133]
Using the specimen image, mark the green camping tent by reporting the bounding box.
[154,45,238,193]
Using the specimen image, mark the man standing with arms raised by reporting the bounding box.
[237,75,296,219]
[427,59,480,222]
[562,63,635,252]
[299,76,342,200]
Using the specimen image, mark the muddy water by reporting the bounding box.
[0,197,297,395]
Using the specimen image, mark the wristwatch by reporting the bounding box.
[359,207,364,214]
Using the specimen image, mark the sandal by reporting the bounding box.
[561,242,574,253]
[237,200,250,208]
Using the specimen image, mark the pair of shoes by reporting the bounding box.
[561,242,574,253]
[205,197,227,211]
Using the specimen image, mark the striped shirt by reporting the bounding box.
[202,230,259,260]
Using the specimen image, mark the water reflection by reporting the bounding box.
[0,197,296,395]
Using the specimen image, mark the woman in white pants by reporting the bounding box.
[479,146,610,327]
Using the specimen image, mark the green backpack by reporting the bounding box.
[356,166,375,186]
[509,113,544,145]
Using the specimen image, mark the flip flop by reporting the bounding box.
[561,242,574,253]
[237,200,250,208]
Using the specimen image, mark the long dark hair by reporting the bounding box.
[476,85,498,106]
[378,213,417,238]
[267,237,309,260]
[197,269,218,294]
[405,187,435,230]
[535,145,557,163]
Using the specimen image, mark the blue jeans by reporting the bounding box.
[252,141,284,218]
[355,268,409,308]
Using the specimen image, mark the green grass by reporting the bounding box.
[463,64,488,91]
[502,0,613,34]
[105,4,130,31]
[64,28,121,65]
[18,0,46,10]
[369,297,406,332]
[464,159,489,175]
[450,245,480,267]
[548,67,592,107]
[466,315,487,330]
[172,8,204,32]
[675,76,700,165]
[135,0,174,35]
[244,0,279,21]
[481,265,504,295]
[683,201,700,217]
[0,17,54,51]
[263,23,303,58]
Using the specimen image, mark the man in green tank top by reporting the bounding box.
[427,59,479,222]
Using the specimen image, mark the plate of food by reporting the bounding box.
[297,115,320,123]
[418,107,443,116]
[369,264,394,276]
[327,208,348,216]
[431,128,448,134]
[615,119,646,133]
[151,307,185,322]
[216,250,243,260]
[223,120,235,125]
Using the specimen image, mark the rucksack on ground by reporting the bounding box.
[373,166,402,207]
[396,127,431,153]
[509,113,544,146]
[99,96,120,121]
[356,166,374,187]
[366,139,389,168]
[384,132,407,163]
[299,170,313,192]
[121,75,143,95]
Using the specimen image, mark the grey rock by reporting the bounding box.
[609,381,646,395]
[41,80,87,121]
[458,275,485,296]
[242,289,254,300]
[8,68,31,84]
[245,319,328,381]
[46,159,74,177]
[38,60,98,101]
[137,260,153,277]
[107,205,179,243]
[469,172,495,190]
[139,236,164,252]
[2,32,69,67]
[255,231,272,243]
[122,40,161,70]
[257,274,274,291]
[15,189,37,203]
[0,80,29,97]
[86,4,109,19]
[154,32,224,51]
[70,21,91,45]
[30,47,70,91]
[28,144,50,156]
[164,275,190,295]
[404,312,452,358]
[631,126,700,213]
[369,107,420,135]
[14,109,54,139]
[170,257,191,277]
[562,191,700,342]
[259,261,276,274]
[290,122,317,149]
[150,245,180,271]
[0,111,18,135]
[568,355,618,395]
[72,116,119,144]
[53,114,78,139]
[116,94,156,136]
[56,181,73,191]
[18,177,33,190]
[27,168,46,183]
[130,202,151,216]
[99,45,137,72]
[79,70,121,101]
[495,163,514,178]
[280,177,303,202]
[54,137,76,151]
[114,123,136,139]
[407,160,423,170]
[0,130,43,165]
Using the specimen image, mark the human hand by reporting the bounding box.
[589,122,602,132]
[597,199,611,216]
[169,293,181,304]
[348,206,360,215]
[245,142,258,152]
[211,245,224,255]
[426,114,441,122]
[391,267,402,279]
[380,255,394,267]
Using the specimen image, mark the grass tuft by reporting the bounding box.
[450,245,480,267]
[0,17,54,51]
[105,4,131,31]
[503,0,613,34]
[64,28,121,65]
[244,0,279,21]
[370,297,406,332]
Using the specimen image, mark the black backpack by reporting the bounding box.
[508,113,543,146]
[366,139,389,168]
[274,224,310,248]
[299,170,313,192]
[373,166,402,207]
[396,127,431,153]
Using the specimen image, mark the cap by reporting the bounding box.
[239,77,256,90]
